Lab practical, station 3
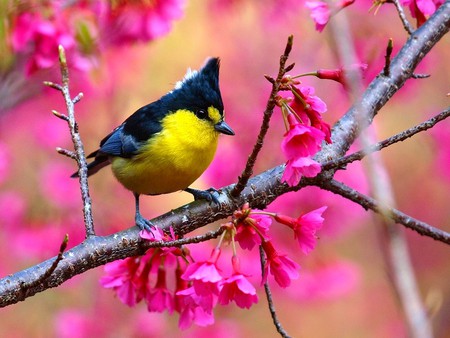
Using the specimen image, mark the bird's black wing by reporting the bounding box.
[96,102,164,158]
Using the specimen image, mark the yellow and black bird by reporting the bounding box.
[73,58,234,230]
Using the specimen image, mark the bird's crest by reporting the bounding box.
[172,57,220,92]
[174,68,198,90]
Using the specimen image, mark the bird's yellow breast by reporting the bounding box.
[111,109,220,195]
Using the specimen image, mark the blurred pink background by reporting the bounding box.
[0,1,449,337]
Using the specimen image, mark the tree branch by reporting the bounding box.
[316,179,450,244]
[321,107,450,171]
[390,0,415,35]
[18,234,68,292]
[44,46,95,238]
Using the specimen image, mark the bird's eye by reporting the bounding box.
[196,109,208,119]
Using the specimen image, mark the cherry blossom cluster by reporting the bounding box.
[277,62,369,187]
[100,203,326,329]
[232,203,327,287]
[276,78,332,186]
[5,0,185,75]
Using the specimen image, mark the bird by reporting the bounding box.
[72,58,234,231]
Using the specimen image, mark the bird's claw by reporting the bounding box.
[185,187,221,204]
[135,212,155,232]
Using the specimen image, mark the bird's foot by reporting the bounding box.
[135,212,156,232]
[185,187,221,204]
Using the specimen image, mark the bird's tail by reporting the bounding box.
[70,154,110,178]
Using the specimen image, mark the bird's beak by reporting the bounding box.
[214,120,235,135]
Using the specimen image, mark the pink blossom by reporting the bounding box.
[100,258,142,307]
[275,206,327,254]
[181,248,223,296]
[281,157,322,186]
[11,13,38,52]
[174,265,189,313]
[416,0,440,14]
[11,13,81,75]
[305,0,355,32]
[305,1,330,32]
[218,256,258,308]
[261,241,299,288]
[402,0,442,26]
[282,117,325,160]
[140,226,185,261]
[316,63,368,88]
[218,274,258,308]
[234,212,272,250]
[98,0,185,46]
[28,22,75,72]
[290,86,331,143]
[280,112,325,184]
[100,253,154,307]
[146,267,174,313]
[294,86,327,115]
[176,287,216,329]
[139,227,165,241]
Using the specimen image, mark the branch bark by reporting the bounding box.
[317,179,450,244]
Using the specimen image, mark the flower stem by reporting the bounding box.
[291,71,318,79]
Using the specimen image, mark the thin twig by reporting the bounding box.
[46,45,95,237]
[259,246,291,338]
[56,147,77,159]
[317,179,450,244]
[51,109,69,121]
[391,0,415,35]
[43,81,62,91]
[321,107,450,171]
[231,35,294,197]
[383,38,394,76]
[72,92,84,104]
[411,73,431,79]
[145,226,226,248]
[19,234,69,291]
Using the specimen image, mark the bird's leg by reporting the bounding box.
[184,187,220,204]
[134,193,155,231]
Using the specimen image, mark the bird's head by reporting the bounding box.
[162,58,234,136]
